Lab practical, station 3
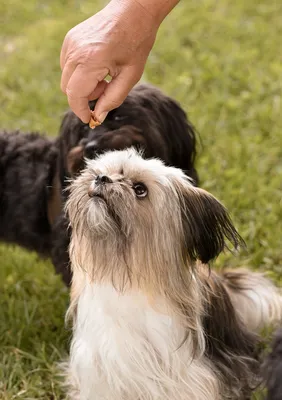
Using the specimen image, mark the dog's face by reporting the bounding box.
[67,149,243,283]
[58,84,198,188]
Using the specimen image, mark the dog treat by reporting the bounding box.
[89,112,101,129]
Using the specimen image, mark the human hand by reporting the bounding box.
[60,0,179,124]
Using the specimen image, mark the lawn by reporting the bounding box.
[0,0,281,398]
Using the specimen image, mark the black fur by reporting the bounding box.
[178,187,259,398]
[50,212,72,285]
[0,84,199,286]
[0,130,58,255]
[262,328,282,400]
[52,84,199,285]
[180,187,245,264]
[176,185,259,398]
[203,273,259,399]
[57,83,199,188]
[1,93,264,399]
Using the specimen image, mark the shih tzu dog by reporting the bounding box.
[262,328,282,400]
[65,149,282,400]
[52,83,199,285]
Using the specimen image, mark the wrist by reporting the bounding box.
[136,0,180,24]
[107,0,179,27]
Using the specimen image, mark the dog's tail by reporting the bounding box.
[262,328,282,400]
[219,269,282,333]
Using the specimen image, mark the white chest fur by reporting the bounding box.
[69,282,220,400]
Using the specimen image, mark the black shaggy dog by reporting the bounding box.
[262,328,282,400]
[0,83,198,286]
[52,83,199,285]
[57,84,198,187]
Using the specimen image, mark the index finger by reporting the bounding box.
[65,65,101,123]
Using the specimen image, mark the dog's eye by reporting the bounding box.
[114,115,128,122]
[133,182,148,198]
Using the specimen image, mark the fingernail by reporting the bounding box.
[97,112,108,123]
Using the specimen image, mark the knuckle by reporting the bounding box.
[65,27,76,42]
[79,45,101,64]
[63,43,105,74]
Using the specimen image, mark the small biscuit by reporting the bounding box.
[89,112,101,129]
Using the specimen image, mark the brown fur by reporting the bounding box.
[52,83,199,285]
[0,84,199,287]
[65,149,281,399]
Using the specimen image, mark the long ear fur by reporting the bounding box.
[56,110,87,189]
[180,186,245,263]
[133,84,199,185]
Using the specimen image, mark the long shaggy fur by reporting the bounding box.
[52,83,199,285]
[0,84,198,286]
[222,270,282,333]
[0,130,60,255]
[65,148,282,400]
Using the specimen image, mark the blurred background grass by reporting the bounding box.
[0,0,281,398]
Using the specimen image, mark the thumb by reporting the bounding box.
[94,67,143,123]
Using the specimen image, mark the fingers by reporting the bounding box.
[88,80,108,101]
[94,67,143,122]
[60,60,76,94]
[63,64,109,123]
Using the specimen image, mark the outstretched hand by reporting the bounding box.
[60,0,179,124]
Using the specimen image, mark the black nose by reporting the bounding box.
[84,140,99,158]
[95,174,113,184]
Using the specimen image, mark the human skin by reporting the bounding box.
[60,0,180,124]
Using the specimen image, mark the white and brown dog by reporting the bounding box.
[65,149,282,400]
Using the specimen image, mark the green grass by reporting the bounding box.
[0,0,281,398]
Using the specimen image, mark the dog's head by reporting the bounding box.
[66,149,243,286]
[57,84,198,191]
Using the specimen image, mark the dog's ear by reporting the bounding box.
[135,85,199,185]
[159,98,198,184]
[179,185,244,263]
[58,110,86,157]
[56,110,87,187]
[66,146,85,177]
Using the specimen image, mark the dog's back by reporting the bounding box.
[0,130,58,255]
